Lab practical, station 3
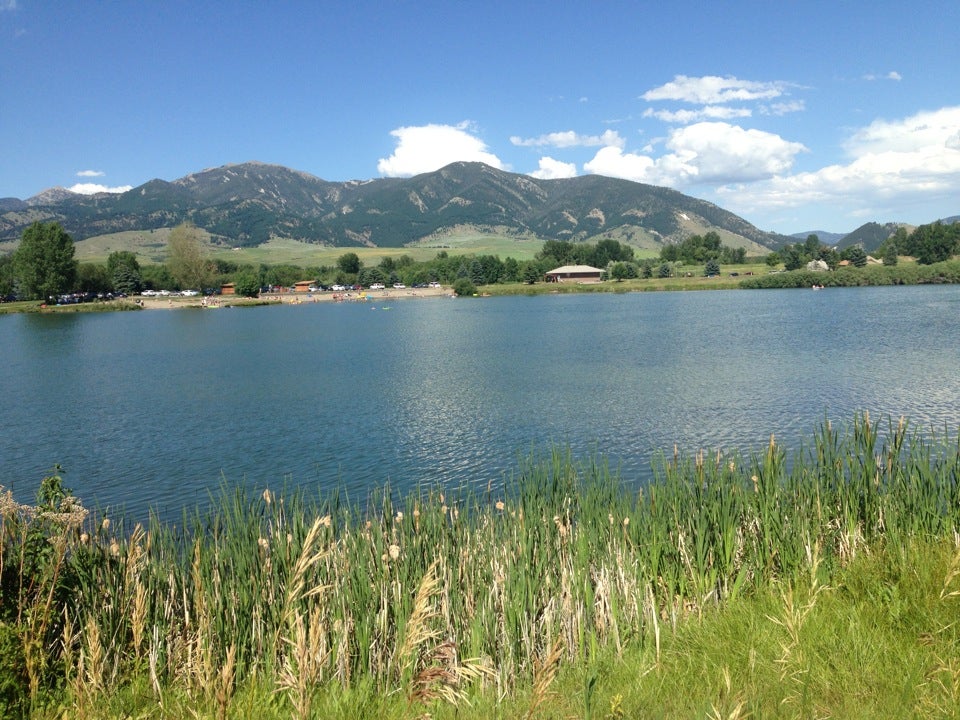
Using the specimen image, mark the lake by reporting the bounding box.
[3,285,959,520]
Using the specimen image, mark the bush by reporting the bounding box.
[452,278,477,296]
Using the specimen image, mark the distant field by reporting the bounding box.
[70,229,678,267]
[72,231,551,266]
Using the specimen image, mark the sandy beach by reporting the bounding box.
[135,285,453,309]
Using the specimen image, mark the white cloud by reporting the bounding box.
[0,1,17,11]
[584,147,657,183]
[760,100,806,116]
[510,129,624,149]
[843,106,960,156]
[642,106,752,124]
[529,157,578,180]
[377,122,504,177]
[583,122,806,187]
[641,75,787,104]
[665,122,806,183]
[864,71,902,81]
[68,183,133,195]
[76,169,105,178]
[715,106,960,216]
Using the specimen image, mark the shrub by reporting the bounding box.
[452,278,477,296]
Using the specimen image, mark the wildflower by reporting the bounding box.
[622,517,630,527]
[495,500,505,511]
[79,532,89,544]
[101,517,110,532]
[395,511,404,522]
[388,544,400,560]
[258,537,269,552]
[728,461,736,472]
[262,488,272,505]
[109,540,120,556]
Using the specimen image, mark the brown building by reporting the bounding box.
[544,265,605,283]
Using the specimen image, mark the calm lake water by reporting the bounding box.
[3,285,959,520]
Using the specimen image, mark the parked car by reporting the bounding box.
[369,283,385,290]
[393,283,406,289]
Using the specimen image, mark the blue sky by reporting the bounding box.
[2,1,958,235]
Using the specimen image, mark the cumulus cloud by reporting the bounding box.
[510,129,624,149]
[642,106,752,124]
[68,183,133,195]
[584,122,806,187]
[715,106,960,215]
[377,122,504,177]
[641,75,787,104]
[584,147,657,183]
[76,169,105,178]
[529,157,578,180]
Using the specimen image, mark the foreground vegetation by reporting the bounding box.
[2,414,960,718]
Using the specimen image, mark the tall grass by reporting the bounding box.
[2,412,960,717]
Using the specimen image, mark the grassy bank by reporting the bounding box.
[2,413,960,718]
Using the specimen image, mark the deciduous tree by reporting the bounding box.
[13,222,77,300]
[167,223,213,290]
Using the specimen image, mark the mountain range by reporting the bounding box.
[0,162,788,252]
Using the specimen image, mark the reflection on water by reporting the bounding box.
[2,285,959,520]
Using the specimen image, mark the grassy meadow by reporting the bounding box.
[3,413,960,718]
[71,230,556,267]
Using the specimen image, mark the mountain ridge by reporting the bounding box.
[3,161,791,251]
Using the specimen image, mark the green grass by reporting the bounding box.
[73,231,549,267]
[5,413,960,718]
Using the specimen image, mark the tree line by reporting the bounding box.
[769,222,960,272]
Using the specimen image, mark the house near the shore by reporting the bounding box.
[293,280,314,293]
[544,265,605,283]
[220,282,236,295]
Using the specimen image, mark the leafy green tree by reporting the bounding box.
[522,262,542,284]
[704,259,720,276]
[0,255,14,297]
[107,251,143,294]
[610,261,638,280]
[910,222,957,265]
[641,261,653,279]
[167,223,213,290]
[502,257,520,282]
[337,252,361,274]
[13,222,77,300]
[537,239,576,267]
[233,268,262,297]
[764,252,780,268]
[660,244,679,262]
[141,264,174,291]
[657,263,673,278]
[357,267,385,286]
[77,263,110,293]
